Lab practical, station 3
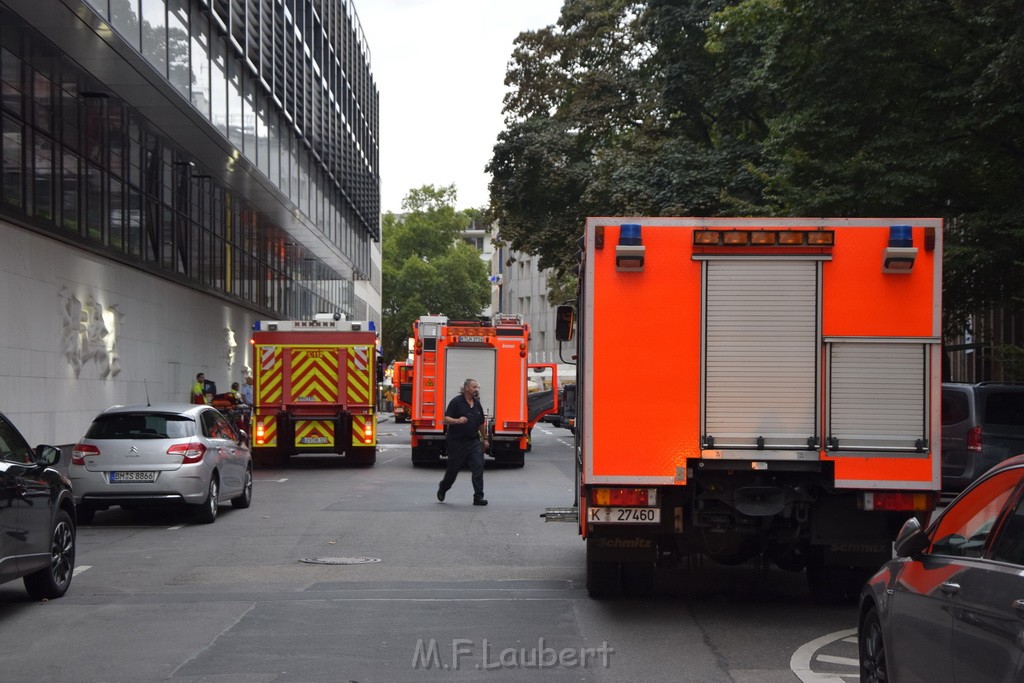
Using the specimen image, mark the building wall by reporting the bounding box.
[490,245,561,365]
[2,220,257,446]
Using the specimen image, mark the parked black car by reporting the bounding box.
[859,452,1024,682]
[0,412,76,599]
[942,382,1024,491]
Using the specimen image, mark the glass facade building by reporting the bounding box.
[0,0,380,320]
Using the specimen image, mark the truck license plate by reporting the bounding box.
[109,471,157,483]
[588,507,660,524]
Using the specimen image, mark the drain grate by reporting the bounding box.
[300,556,382,565]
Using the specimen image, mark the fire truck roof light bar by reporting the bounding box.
[694,229,835,247]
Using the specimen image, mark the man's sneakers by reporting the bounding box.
[473,498,488,506]
[436,486,445,502]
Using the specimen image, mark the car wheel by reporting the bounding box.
[75,504,95,525]
[193,476,219,524]
[23,509,75,600]
[232,465,253,509]
[859,604,888,683]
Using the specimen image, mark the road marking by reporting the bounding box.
[167,524,186,531]
[790,628,857,683]
[73,565,91,576]
[816,654,858,666]
[276,478,288,483]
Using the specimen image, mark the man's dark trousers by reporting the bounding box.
[439,438,484,500]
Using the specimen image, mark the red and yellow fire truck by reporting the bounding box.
[409,314,556,467]
[392,361,414,424]
[549,218,943,600]
[250,317,378,467]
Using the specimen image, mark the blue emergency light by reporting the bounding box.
[888,225,913,248]
[619,223,642,246]
[615,223,645,271]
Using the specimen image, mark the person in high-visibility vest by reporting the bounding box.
[191,373,208,405]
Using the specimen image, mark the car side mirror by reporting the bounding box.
[893,517,931,558]
[34,444,61,466]
[555,305,575,342]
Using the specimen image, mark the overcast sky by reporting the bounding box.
[355,0,565,213]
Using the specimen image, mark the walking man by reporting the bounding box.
[437,378,489,506]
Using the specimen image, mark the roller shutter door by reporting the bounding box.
[828,342,926,451]
[704,260,818,449]
[444,348,496,418]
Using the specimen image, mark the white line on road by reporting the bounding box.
[276,478,288,482]
[790,628,857,683]
[167,524,186,531]
[73,565,91,576]
[816,654,859,666]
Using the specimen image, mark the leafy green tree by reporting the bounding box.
[381,185,490,363]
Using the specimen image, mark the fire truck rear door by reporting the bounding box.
[702,259,820,452]
[444,348,496,419]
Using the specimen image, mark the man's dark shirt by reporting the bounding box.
[445,393,485,441]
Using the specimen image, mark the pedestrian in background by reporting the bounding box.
[437,378,489,506]
[191,373,208,404]
[240,375,254,405]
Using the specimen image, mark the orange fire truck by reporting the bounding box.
[250,317,378,467]
[410,314,555,467]
[392,361,414,423]
[549,218,943,600]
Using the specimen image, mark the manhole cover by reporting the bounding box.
[299,557,382,565]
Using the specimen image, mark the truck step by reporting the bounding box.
[541,507,579,522]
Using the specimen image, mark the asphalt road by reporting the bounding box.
[0,419,862,682]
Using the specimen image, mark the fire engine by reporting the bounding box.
[409,314,556,467]
[392,361,414,423]
[548,218,943,601]
[249,316,378,467]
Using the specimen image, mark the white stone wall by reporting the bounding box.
[1,221,258,447]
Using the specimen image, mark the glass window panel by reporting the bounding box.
[190,9,210,118]
[33,132,54,221]
[83,0,109,19]
[86,163,104,241]
[108,174,124,249]
[141,0,167,77]
[242,75,255,160]
[127,186,142,256]
[268,110,279,188]
[210,38,227,136]
[256,94,268,178]
[61,149,80,232]
[2,113,24,209]
[1,47,24,117]
[110,0,141,50]
[227,54,242,149]
[167,0,189,97]
[33,72,55,131]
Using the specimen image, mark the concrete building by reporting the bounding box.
[489,239,565,367]
[0,0,380,445]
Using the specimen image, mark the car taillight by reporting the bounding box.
[861,492,937,512]
[591,488,658,506]
[967,425,982,452]
[167,442,206,464]
[71,442,99,465]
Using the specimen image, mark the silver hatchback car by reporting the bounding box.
[71,404,253,524]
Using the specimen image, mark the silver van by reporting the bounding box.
[942,382,1024,491]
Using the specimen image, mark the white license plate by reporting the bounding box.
[587,507,660,524]
[109,471,157,483]
[300,437,329,444]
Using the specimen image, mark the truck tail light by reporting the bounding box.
[255,420,266,445]
[504,421,527,430]
[591,488,658,506]
[967,426,982,452]
[861,492,936,512]
[71,442,99,465]
[363,420,374,444]
[167,442,207,464]
[412,418,434,428]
